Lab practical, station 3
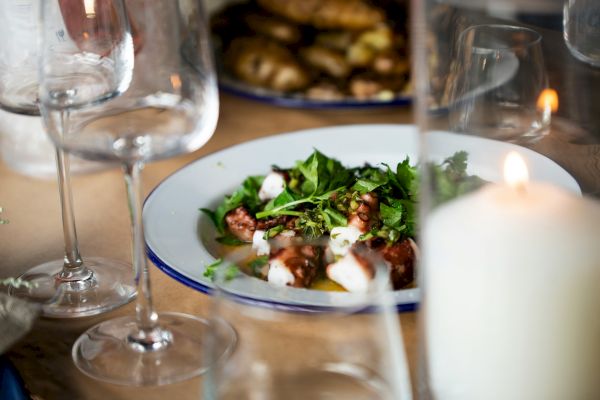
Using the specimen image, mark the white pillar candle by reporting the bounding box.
[424,179,600,400]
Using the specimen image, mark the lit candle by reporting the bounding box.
[424,152,600,400]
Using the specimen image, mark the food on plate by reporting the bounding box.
[256,0,385,30]
[211,0,410,102]
[244,13,302,44]
[226,37,310,92]
[202,149,484,292]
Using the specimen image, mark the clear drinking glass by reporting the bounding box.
[5,0,136,318]
[448,24,550,143]
[564,0,600,67]
[414,1,600,399]
[39,0,235,386]
[203,240,412,400]
[0,0,39,115]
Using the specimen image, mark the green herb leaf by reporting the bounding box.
[297,150,353,196]
[352,167,388,193]
[203,258,223,280]
[248,255,269,276]
[202,175,264,233]
[203,258,240,281]
[443,151,468,179]
[0,277,36,288]
[0,206,8,225]
[224,264,239,280]
[216,235,246,246]
[263,225,285,239]
[431,151,485,204]
[380,201,404,228]
[262,187,298,214]
[323,207,347,228]
[395,158,418,195]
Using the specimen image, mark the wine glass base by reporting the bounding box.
[72,312,237,386]
[8,257,135,318]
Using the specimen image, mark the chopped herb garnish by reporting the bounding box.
[203,258,240,282]
[224,264,239,280]
[203,258,223,280]
[248,256,269,274]
[263,225,285,239]
[0,277,36,288]
[216,234,246,246]
[431,151,486,204]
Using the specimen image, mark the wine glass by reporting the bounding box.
[39,0,235,386]
[0,0,39,115]
[564,0,600,67]
[4,0,136,318]
[203,239,413,400]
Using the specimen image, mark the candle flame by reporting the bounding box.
[536,88,559,113]
[170,74,182,90]
[84,0,96,18]
[504,152,529,189]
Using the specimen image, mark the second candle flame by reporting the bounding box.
[504,151,529,190]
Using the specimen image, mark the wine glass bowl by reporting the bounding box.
[40,0,134,110]
[45,90,217,163]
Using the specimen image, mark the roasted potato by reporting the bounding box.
[299,45,351,78]
[226,37,310,92]
[256,0,385,30]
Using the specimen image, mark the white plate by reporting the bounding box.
[144,124,580,311]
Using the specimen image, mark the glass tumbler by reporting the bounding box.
[203,244,413,400]
[448,24,550,143]
[564,0,600,67]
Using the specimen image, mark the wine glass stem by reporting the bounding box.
[55,110,91,282]
[123,161,170,351]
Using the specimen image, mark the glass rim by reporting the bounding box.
[459,23,543,51]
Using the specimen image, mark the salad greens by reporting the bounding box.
[430,151,486,204]
[202,258,239,281]
[201,176,264,234]
[202,149,484,245]
[0,207,8,225]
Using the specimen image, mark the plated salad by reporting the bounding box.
[202,150,483,292]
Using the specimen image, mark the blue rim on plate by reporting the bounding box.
[147,245,418,313]
[143,124,580,313]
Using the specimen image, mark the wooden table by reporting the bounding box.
[2,49,599,398]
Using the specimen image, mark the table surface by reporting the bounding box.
[2,32,600,398]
